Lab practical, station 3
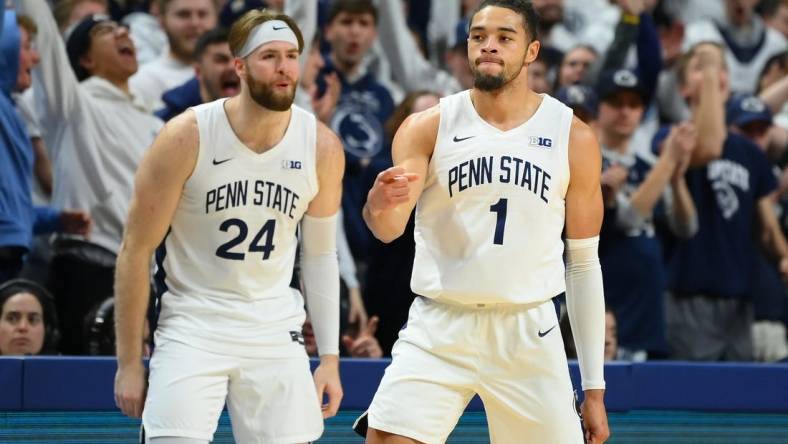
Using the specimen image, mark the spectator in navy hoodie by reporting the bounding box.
[156,27,240,121]
[0,10,90,283]
[319,0,396,262]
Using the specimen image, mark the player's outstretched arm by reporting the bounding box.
[564,117,610,444]
[302,122,345,418]
[362,105,438,243]
[114,111,199,419]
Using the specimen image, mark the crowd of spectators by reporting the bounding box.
[1,0,788,364]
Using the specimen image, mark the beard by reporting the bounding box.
[245,71,295,111]
[471,60,523,92]
[473,71,507,91]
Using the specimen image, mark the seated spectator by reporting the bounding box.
[83,297,150,358]
[560,306,621,361]
[156,27,240,122]
[0,278,59,355]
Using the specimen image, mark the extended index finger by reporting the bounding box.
[378,167,406,183]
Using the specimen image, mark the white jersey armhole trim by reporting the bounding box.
[559,100,574,198]
[305,109,320,198]
[186,105,210,189]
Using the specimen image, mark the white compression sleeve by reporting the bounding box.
[300,214,340,356]
[565,236,606,391]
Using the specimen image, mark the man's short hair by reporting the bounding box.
[471,0,540,42]
[327,0,378,25]
[228,9,304,57]
[194,27,230,61]
[53,0,108,30]
[158,0,218,15]
[675,41,726,86]
[16,15,37,37]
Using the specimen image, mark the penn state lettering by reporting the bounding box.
[205,179,301,218]
[447,155,551,203]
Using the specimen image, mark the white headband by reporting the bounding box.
[239,20,299,58]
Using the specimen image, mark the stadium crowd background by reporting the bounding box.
[1,0,788,367]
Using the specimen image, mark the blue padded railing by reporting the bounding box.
[1,357,787,413]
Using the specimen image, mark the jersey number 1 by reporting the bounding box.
[216,218,276,260]
[489,198,508,245]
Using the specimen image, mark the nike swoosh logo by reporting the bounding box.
[453,135,475,142]
[272,26,288,31]
[538,324,557,338]
[212,158,232,165]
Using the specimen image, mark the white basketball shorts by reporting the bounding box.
[366,296,583,444]
[142,338,323,443]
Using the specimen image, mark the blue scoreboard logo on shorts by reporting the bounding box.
[529,136,552,148]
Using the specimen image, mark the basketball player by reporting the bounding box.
[359,1,609,443]
[113,9,344,443]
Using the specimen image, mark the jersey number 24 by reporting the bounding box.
[215,218,276,260]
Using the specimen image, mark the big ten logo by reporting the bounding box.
[529,136,552,148]
[282,160,302,170]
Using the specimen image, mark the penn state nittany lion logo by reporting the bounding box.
[331,95,384,159]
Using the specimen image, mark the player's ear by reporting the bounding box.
[524,39,540,65]
[234,57,246,80]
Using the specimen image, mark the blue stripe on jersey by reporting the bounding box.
[151,231,170,345]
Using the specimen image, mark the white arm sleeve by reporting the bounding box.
[565,236,606,391]
[300,214,340,356]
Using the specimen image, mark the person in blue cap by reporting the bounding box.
[595,68,698,360]
[726,93,788,362]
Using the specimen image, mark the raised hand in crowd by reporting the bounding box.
[311,71,341,125]
[665,121,697,181]
[342,315,382,359]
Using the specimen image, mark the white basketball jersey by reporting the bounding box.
[411,91,573,305]
[154,99,319,357]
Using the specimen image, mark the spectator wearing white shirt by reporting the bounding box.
[16,0,162,354]
[129,0,217,111]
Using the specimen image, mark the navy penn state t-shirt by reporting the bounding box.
[652,128,776,298]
